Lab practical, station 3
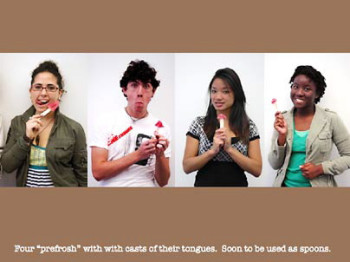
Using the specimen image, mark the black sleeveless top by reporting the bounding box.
[187,116,259,187]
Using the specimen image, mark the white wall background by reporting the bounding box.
[264,53,350,186]
[0,53,88,186]
[87,54,175,187]
[174,54,266,186]
[2,53,350,187]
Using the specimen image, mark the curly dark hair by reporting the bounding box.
[290,65,326,104]
[31,60,64,89]
[120,60,160,96]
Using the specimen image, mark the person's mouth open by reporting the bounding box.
[36,99,50,106]
[293,97,305,105]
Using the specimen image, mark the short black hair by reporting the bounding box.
[120,60,160,92]
[290,65,326,104]
[31,60,64,89]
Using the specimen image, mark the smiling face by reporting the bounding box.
[210,78,234,115]
[123,80,155,118]
[290,74,318,110]
[30,72,62,114]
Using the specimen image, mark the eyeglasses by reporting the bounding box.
[31,84,59,92]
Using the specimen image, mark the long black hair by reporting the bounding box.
[203,68,250,144]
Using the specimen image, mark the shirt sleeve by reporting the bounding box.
[186,117,202,140]
[322,113,350,176]
[249,119,260,141]
[89,118,110,150]
[72,122,88,187]
[0,116,31,173]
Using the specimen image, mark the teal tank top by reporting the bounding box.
[284,127,311,187]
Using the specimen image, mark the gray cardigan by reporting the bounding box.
[268,105,350,187]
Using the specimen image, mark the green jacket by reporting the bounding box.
[269,105,350,187]
[1,106,87,187]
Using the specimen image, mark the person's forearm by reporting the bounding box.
[226,147,262,177]
[73,129,88,186]
[73,150,87,187]
[268,132,287,170]
[278,134,287,146]
[92,151,142,181]
[154,154,170,187]
[1,136,30,173]
[183,149,216,174]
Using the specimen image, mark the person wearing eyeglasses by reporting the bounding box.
[0,61,87,187]
[268,65,350,187]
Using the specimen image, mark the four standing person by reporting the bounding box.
[1,60,350,187]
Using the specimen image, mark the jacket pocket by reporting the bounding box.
[317,132,332,153]
[52,139,75,163]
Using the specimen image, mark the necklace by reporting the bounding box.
[125,107,148,122]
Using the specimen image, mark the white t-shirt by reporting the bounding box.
[90,109,171,187]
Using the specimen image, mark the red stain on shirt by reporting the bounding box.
[108,126,133,146]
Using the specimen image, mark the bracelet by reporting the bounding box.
[23,134,34,144]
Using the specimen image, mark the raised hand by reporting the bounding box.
[26,115,43,140]
[210,128,225,155]
[274,111,287,135]
[274,111,288,146]
[154,131,169,157]
[137,138,157,160]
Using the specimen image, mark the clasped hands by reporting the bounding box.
[210,128,232,154]
[137,131,169,159]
